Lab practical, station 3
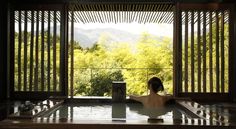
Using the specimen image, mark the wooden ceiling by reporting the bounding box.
[68,4,174,23]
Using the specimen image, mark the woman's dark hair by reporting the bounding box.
[148,77,164,93]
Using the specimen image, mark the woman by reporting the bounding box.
[129,77,173,108]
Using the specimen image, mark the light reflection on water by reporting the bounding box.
[44,103,190,120]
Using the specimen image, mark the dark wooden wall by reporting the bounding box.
[0,0,8,101]
[0,0,236,101]
[230,5,236,102]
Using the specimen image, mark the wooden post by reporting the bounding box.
[173,3,182,96]
[9,3,15,98]
[60,5,68,96]
[229,5,236,102]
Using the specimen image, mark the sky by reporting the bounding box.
[15,22,173,38]
[74,23,173,37]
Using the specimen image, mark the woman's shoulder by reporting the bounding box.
[162,95,175,105]
[129,95,148,103]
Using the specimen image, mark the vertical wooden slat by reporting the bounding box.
[197,11,201,93]
[60,5,68,95]
[184,11,188,92]
[41,11,45,92]
[10,7,15,99]
[23,11,28,92]
[216,11,220,93]
[53,11,57,92]
[173,3,182,96]
[29,11,34,91]
[47,11,51,92]
[65,8,69,96]
[18,11,22,91]
[70,11,74,97]
[203,11,206,93]
[209,12,213,93]
[34,11,39,91]
[191,11,195,93]
[220,11,225,93]
[228,6,236,101]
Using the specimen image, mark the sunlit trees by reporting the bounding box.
[71,32,173,96]
[15,31,173,96]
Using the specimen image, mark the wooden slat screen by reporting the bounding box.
[14,10,61,93]
[68,10,74,97]
[181,10,229,93]
[68,4,174,24]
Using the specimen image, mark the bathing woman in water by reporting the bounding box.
[129,77,173,108]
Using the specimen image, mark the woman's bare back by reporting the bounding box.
[130,94,171,108]
[141,95,166,108]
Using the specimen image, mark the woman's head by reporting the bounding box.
[148,77,164,93]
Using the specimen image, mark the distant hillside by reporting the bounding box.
[55,26,164,48]
[68,28,140,48]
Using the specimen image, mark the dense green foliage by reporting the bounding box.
[70,32,173,96]
[14,31,173,96]
[14,23,229,96]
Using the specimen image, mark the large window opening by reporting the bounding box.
[13,4,175,98]
[12,4,231,99]
[68,22,173,96]
[67,4,174,97]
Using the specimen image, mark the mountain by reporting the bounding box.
[70,27,141,48]
[51,26,164,48]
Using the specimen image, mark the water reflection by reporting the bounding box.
[112,103,126,119]
[127,103,183,119]
[45,103,187,120]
